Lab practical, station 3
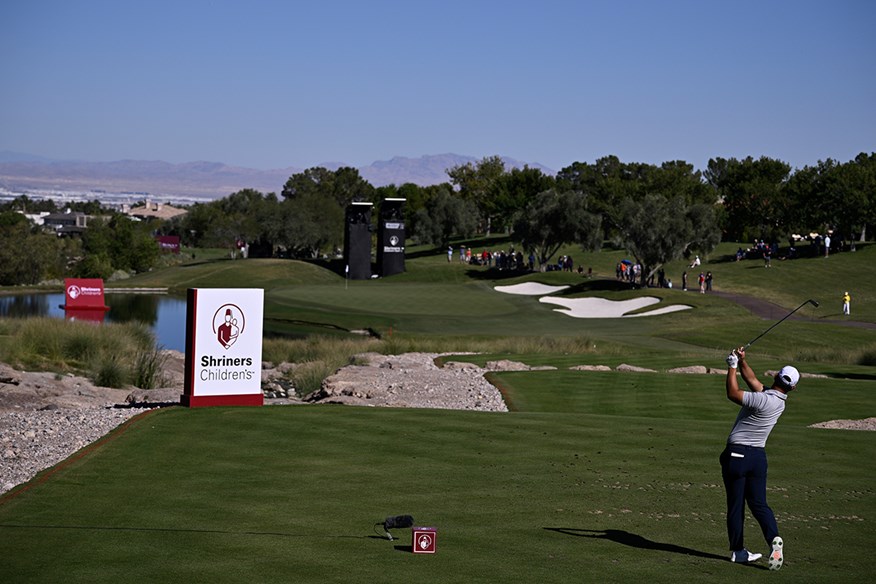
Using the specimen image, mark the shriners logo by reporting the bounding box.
[67,285,81,299]
[389,235,399,246]
[212,303,246,350]
[417,533,433,550]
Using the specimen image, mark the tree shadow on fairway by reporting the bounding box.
[543,527,748,565]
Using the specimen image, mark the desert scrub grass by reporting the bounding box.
[93,353,126,388]
[261,334,619,397]
[262,335,378,365]
[133,346,169,389]
[263,336,380,396]
[10,318,67,367]
[0,317,160,388]
[379,334,611,356]
[792,341,876,367]
[287,360,341,396]
[859,349,876,367]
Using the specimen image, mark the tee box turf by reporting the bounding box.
[412,527,437,554]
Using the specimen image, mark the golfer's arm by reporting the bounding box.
[726,367,745,405]
[738,359,762,392]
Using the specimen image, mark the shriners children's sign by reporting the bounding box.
[182,288,264,407]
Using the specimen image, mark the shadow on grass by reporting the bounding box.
[555,279,638,295]
[543,527,749,565]
[464,267,535,281]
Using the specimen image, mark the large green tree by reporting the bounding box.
[705,156,791,241]
[512,189,602,268]
[279,167,375,258]
[0,213,65,285]
[412,186,478,247]
[614,194,720,285]
[77,214,159,277]
[491,166,556,233]
[446,155,506,235]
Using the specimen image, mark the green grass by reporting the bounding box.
[0,392,872,583]
[1,238,874,582]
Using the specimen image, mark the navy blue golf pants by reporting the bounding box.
[720,444,779,551]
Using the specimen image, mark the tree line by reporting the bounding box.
[1,152,873,287]
[162,152,874,286]
[0,198,160,285]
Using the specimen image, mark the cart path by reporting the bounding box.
[711,290,876,330]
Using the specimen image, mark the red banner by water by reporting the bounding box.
[63,278,109,321]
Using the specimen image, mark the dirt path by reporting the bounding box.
[711,291,876,331]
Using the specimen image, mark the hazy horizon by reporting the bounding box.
[2,1,874,172]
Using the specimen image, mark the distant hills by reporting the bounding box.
[0,151,555,200]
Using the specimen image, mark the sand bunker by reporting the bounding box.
[494,283,569,295]
[539,296,691,318]
[493,283,691,318]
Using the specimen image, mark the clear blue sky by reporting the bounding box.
[2,0,874,172]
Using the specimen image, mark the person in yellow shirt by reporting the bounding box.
[842,292,851,316]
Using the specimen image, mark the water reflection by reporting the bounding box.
[105,294,160,325]
[0,293,188,352]
[0,293,55,318]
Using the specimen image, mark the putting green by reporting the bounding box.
[269,282,520,317]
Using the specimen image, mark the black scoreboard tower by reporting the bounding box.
[376,198,406,277]
[343,201,372,280]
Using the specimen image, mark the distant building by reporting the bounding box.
[20,211,51,226]
[126,199,188,221]
[43,210,91,236]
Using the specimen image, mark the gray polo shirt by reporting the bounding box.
[727,388,787,447]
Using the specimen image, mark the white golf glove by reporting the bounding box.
[726,352,739,369]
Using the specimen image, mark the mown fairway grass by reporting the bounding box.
[0,389,871,583]
[1,240,874,582]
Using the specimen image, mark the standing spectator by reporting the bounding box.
[698,272,706,294]
[824,234,831,258]
[459,246,466,263]
[447,246,453,262]
[842,291,851,316]
[706,271,713,292]
[682,271,688,291]
[465,247,472,263]
[764,249,771,268]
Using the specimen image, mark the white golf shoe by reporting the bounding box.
[730,549,762,563]
[768,536,784,571]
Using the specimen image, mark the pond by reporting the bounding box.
[0,293,189,352]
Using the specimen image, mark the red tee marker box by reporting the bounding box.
[412,527,437,554]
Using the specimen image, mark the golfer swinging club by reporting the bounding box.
[722,346,799,570]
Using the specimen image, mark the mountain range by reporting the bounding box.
[0,152,555,200]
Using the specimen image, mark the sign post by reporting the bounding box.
[182,288,264,407]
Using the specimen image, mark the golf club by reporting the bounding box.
[744,299,819,349]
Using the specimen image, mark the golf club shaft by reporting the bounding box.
[744,299,818,349]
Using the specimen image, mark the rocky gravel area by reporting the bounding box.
[1,407,146,494]
[303,352,509,411]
